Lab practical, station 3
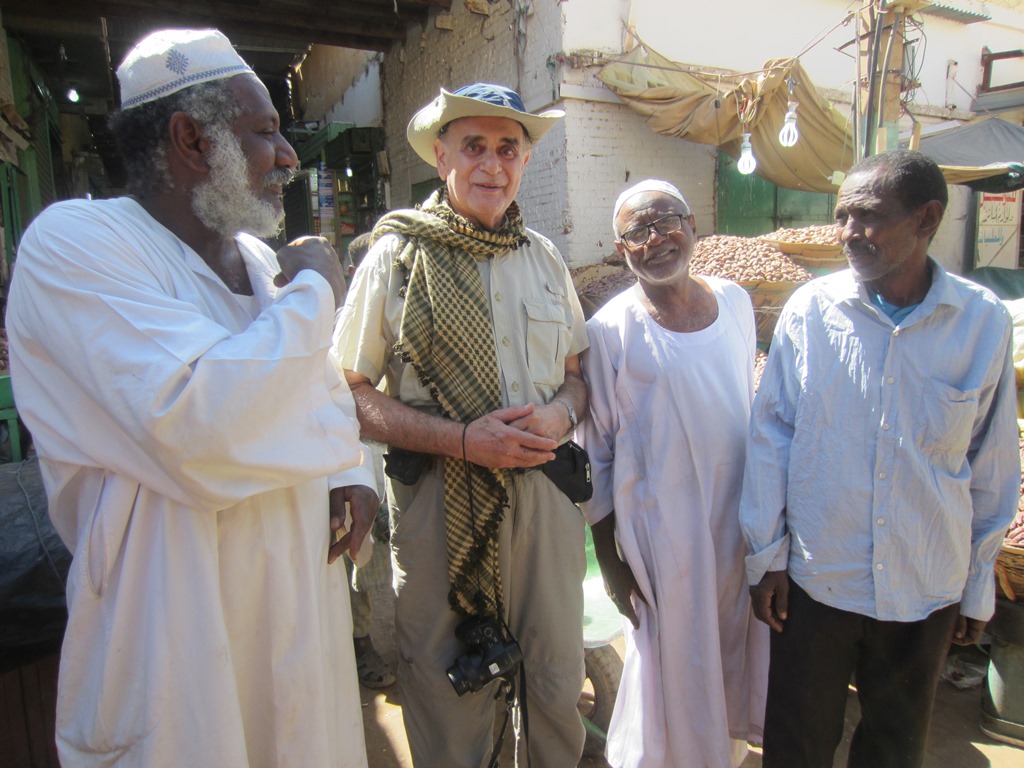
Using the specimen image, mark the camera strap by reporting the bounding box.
[486,659,528,768]
[461,433,530,766]
[487,677,515,768]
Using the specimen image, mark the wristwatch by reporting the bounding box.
[553,398,578,431]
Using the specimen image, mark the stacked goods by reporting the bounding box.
[571,263,637,320]
[761,224,840,247]
[691,235,813,344]
[995,437,1024,601]
[690,235,813,283]
[760,224,845,269]
[579,269,637,302]
[0,327,7,375]
[753,348,768,393]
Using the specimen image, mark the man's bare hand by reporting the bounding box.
[507,401,571,442]
[463,404,558,469]
[273,236,347,307]
[952,614,986,646]
[751,570,789,633]
[601,556,647,630]
[327,484,379,564]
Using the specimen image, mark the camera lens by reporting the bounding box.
[446,654,483,696]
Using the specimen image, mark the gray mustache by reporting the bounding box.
[266,168,296,187]
[844,243,877,258]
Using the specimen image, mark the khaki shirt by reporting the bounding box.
[336,227,587,410]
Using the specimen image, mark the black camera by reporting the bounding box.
[445,617,523,696]
[383,447,428,486]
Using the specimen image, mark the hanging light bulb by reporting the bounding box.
[345,157,353,178]
[779,101,799,147]
[737,132,757,175]
[66,87,80,103]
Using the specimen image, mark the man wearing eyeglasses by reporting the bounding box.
[580,179,768,768]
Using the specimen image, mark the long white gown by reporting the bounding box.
[581,278,769,768]
[7,198,373,768]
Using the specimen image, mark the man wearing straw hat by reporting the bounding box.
[337,83,589,766]
[6,29,375,768]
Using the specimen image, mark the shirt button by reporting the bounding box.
[876,563,884,570]
[494,293,503,302]
[887,376,895,384]
[501,336,511,347]
[878,471,887,479]
[882,423,890,431]
[893,329,900,337]
[510,381,520,393]
[877,518,885,526]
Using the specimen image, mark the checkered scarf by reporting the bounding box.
[373,187,530,618]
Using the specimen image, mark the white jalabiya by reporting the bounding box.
[581,278,769,768]
[6,198,374,768]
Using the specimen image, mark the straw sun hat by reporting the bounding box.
[407,83,564,167]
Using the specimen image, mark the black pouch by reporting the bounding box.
[541,440,593,503]
[384,447,429,486]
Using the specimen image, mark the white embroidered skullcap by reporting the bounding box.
[116,29,254,110]
[612,179,691,234]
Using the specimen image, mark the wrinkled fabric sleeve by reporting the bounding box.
[960,314,1020,620]
[335,235,400,386]
[7,204,365,512]
[579,320,619,526]
[740,306,800,585]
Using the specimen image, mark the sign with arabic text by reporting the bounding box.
[976,191,1021,269]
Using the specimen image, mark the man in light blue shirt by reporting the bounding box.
[740,149,1019,768]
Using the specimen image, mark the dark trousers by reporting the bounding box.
[763,579,959,768]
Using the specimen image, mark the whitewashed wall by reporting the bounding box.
[932,183,974,274]
[564,0,1024,115]
[380,2,569,255]
[360,0,1023,268]
[562,98,717,266]
[325,58,384,127]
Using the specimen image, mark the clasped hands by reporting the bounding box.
[460,401,569,469]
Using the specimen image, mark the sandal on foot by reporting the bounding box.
[356,646,396,689]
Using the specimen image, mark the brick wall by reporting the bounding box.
[562,98,717,267]
[378,2,719,268]
[380,3,573,257]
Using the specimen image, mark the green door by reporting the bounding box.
[717,151,835,236]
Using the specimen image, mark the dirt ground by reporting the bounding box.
[358,586,1024,768]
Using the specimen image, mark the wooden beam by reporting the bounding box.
[2,3,409,51]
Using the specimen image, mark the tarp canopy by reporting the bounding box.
[919,118,1024,192]
[599,43,1024,194]
[598,44,853,193]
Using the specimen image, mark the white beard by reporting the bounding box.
[191,124,285,238]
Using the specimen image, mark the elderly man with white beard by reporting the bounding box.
[5,29,376,768]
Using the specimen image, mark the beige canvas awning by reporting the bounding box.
[598,44,855,193]
[599,43,1020,194]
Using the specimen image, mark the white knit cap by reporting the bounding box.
[116,29,254,110]
[612,179,691,234]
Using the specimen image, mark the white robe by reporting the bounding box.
[6,198,374,768]
[581,279,769,768]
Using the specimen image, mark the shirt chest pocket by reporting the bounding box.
[916,380,979,470]
[522,294,571,387]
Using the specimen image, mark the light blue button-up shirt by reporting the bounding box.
[740,261,1019,622]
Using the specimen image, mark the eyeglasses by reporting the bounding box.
[618,214,686,249]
